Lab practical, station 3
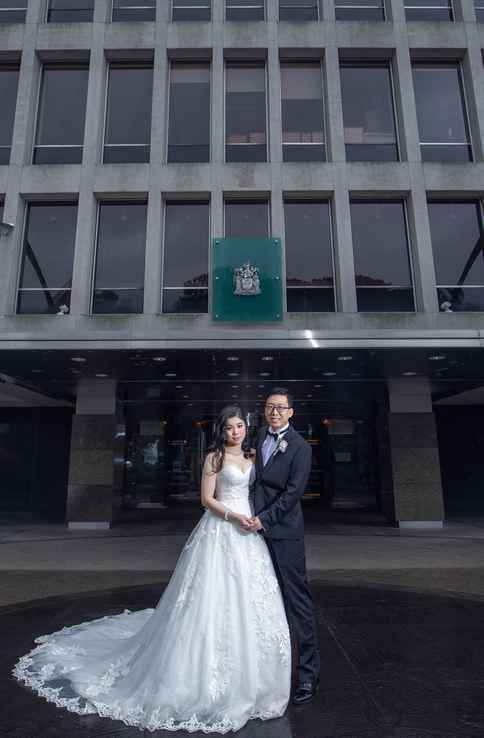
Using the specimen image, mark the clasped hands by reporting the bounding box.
[235,514,263,532]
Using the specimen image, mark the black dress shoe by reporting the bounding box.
[291,676,320,705]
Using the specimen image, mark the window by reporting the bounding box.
[404,0,453,20]
[350,200,415,311]
[162,202,209,313]
[475,0,484,20]
[281,62,326,162]
[279,0,319,20]
[0,64,19,165]
[0,0,27,23]
[17,203,78,314]
[168,63,210,163]
[226,0,264,20]
[104,63,153,164]
[284,200,335,311]
[226,62,267,163]
[92,202,147,314]
[47,0,94,22]
[428,201,484,312]
[172,0,211,20]
[413,63,472,163]
[33,64,89,165]
[335,0,385,20]
[112,0,156,21]
[225,200,269,238]
[341,62,398,162]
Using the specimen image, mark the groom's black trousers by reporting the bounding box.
[265,537,320,684]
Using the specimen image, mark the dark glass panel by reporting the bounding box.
[428,201,484,286]
[279,0,319,20]
[405,0,452,20]
[335,0,384,20]
[162,288,209,313]
[226,63,267,163]
[287,288,335,311]
[350,201,414,312]
[413,64,471,163]
[476,3,484,21]
[163,202,209,290]
[284,200,334,289]
[47,0,94,22]
[226,0,264,20]
[172,0,211,20]
[93,202,147,315]
[225,200,269,238]
[0,0,27,23]
[17,289,72,314]
[0,65,19,165]
[19,203,78,291]
[168,64,210,164]
[356,287,415,311]
[281,63,325,162]
[437,286,484,312]
[92,288,144,313]
[112,0,156,21]
[34,65,89,165]
[341,64,398,162]
[104,65,153,164]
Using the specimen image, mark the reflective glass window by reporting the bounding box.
[341,62,398,162]
[226,62,267,163]
[279,0,319,20]
[351,200,415,311]
[413,63,472,162]
[281,62,326,162]
[162,202,209,313]
[0,0,27,23]
[0,64,19,166]
[168,63,210,163]
[404,0,453,20]
[225,200,269,238]
[226,0,265,20]
[428,201,484,312]
[172,0,211,20]
[17,203,78,314]
[47,0,94,22]
[33,64,89,165]
[475,0,484,20]
[93,202,147,314]
[335,0,384,20]
[284,200,335,312]
[104,64,153,164]
[112,0,156,21]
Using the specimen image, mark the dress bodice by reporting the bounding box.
[215,464,253,503]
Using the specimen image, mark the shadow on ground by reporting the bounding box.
[3,582,484,738]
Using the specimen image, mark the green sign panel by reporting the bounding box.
[212,238,283,322]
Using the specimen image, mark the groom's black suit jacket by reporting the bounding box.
[251,425,312,539]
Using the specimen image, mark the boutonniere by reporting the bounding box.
[276,439,288,454]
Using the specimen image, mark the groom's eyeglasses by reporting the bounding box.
[265,404,290,414]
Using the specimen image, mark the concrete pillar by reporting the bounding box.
[386,378,445,528]
[66,379,117,529]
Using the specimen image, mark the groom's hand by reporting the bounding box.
[247,516,264,532]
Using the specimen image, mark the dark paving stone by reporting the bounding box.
[2,582,484,738]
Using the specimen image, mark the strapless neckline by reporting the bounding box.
[221,463,252,476]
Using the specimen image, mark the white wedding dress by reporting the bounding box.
[13,464,291,734]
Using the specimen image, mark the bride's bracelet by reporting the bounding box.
[223,507,231,522]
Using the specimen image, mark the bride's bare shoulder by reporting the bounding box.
[203,451,218,474]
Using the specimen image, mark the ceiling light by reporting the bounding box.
[402,371,418,376]
[183,395,189,399]
[337,355,353,361]
[153,356,166,362]
[232,385,239,389]
[258,384,265,388]
[165,372,177,377]
[227,356,239,362]
[95,373,108,378]
[228,372,239,377]
[307,394,312,398]
[71,356,86,363]
[31,369,44,374]
[259,372,271,377]
[323,372,336,377]
[176,385,183,389]
[261,356,274,361]
[314,384,322,388]
[232,395,238,399]
[428,355,446,361]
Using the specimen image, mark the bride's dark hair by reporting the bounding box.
[208,405,250,473]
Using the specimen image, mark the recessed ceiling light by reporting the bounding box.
[314,384,322,388]
[95,373,108,378]
[228,372,239,377]
[165,372,177,377]
[232,384,239,389]
[258,384,265,388]
[402,371,418,376]
[176,385,183,389]
[257,394,263,398]
[307,394,312,398]
[153,356,166,362]
[71,369,81,375]
[188,403,193,407]
[338,355,353,361]
[183,395,189,399]
[71,356,86,363]
[323,372,336,377]
[261,356,274,362]
[232,395,238,399]
[245,384,251,388]
[428,355,446,361]
[227,356,239,362]
[259,372,271,377]
[31,369,44,374]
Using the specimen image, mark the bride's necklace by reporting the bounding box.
[225,449,243,456]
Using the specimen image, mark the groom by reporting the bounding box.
[248,388,320,705]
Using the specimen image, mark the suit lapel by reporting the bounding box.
[255,427,266,477]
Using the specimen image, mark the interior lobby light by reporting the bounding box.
[227,356,239,361]
[153,356,166,362]
[228,372,239,377]
[259,372,270,377]
[428,355,446,361]
[165,372,176,377]
[71,357,86,362]
[337,355,353,361]
[261,356,274,361]
[402,371,418,376]
[323,372,336,376]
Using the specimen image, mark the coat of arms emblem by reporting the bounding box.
[233,262,261,296]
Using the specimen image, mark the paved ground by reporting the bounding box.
[2,517,484,737]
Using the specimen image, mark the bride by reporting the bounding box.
[13,406,291,734]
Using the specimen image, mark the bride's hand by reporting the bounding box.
[231,513,253,531]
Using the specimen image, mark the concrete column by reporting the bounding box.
[407,174,439,313]
[66,379,117,529]
[393,42,421,163]
[386,378,445,528]
[212,46,224,164]
[267,45,282,164]
[333,169,358,313]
